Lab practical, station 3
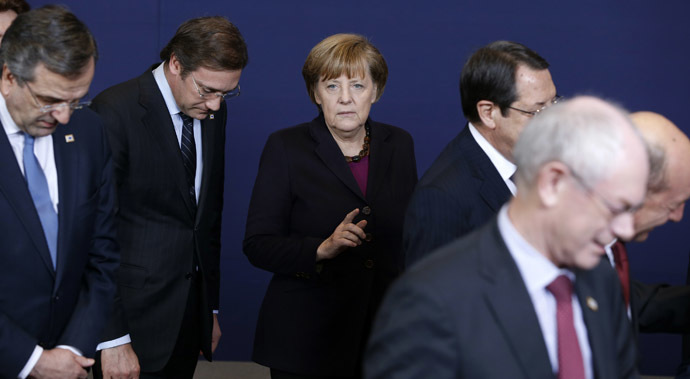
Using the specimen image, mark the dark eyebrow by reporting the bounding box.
[195,79,224,94]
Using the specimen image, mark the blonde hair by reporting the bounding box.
[302,33,388,104]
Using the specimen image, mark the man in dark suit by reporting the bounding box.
[0,6,118,378]
[366,96,646,378]
[90,17,248,378]
[404,40,558,266]
[609,112,690,337]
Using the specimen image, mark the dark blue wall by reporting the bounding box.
[32,0,690,374]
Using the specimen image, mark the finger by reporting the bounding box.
[74,356,95,368]
[340,231,363,245]
[342,208,360,224]
[343,223,367,240]
[355,219,368,231]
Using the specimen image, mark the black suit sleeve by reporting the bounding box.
[243,132,324,275]
[89,96,131,341]
[56,117,120,354]
[633,280,690,334]
[403,185,471,267]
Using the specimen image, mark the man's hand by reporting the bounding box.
[100,343,140,379]
[29,348,93,379]
[212,313,222,352]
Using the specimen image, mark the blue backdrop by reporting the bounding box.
[30,0,690,374]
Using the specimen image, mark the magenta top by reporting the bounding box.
[348,155,369,197]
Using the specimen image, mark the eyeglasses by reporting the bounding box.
[508,95,563,117]
[191,75,240,100]
[24,82,91,113]
[569,168,642,219]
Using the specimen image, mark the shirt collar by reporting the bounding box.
[468,122,517,182]
[0,93,22,137]
[497,205,575,293]
[152,62,181,117]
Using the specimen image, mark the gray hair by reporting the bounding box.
[513,97,635,188]
[0,5,97,83]
[645,141,667,193]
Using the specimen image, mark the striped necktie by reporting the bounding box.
[179,112,197,207]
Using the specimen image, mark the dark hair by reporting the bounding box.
[0,5,97,82]
[302,33,388,104]
[160,16,248,77]
[0,0,29,14]
[460,41,549,124]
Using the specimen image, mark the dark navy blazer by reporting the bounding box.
[0,109,119,376]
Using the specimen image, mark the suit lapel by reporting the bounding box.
[479,221,554,378]
[196,105,224,223]
[310,115,365,201]
[53,124,79,285]
[365,120,393,202]
[461,126,512,211]
[0,124,56,277]
[138,69,196,219]
[575,272,606,378]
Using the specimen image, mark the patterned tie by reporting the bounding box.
[547,275,586,379]
[179,113,197,207]
[23,134,58,269]
[611,241,631,307]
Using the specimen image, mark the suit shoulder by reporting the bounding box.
[92,76,140,107]
[404,225,490,288]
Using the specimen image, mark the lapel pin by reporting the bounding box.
[209,113,215,120]
[65,134,75,143]
[586,296,598,312]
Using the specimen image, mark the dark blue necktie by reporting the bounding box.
[23,134,58,268]
[179,113,197,206]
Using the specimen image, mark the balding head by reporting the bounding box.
[630,111,690,241]
[510,96,649,269]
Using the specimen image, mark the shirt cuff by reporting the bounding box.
[96,334,132,351]
[18,345,43,379]
[55,345,83,357]
[213,309,219,314]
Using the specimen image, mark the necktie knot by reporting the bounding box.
[180,112,193,126]
[24,133,35,148]
[547,275,573,303]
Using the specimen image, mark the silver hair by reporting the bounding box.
[513,97,636,188]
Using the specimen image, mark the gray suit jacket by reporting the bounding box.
[366,218,639,378]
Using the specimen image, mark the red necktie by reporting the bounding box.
[611,241,631,307]
[547,275,586,379]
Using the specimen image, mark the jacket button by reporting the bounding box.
[361,206,371,215]
[364,233,373,242]
[364,259,374,269]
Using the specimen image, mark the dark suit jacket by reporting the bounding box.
[90,65,226,370]
[0,110,119,377]
[243,114,417,376]
[366,218,639,379]
[403,125,511,266]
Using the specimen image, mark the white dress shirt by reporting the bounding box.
[468,122,517,195]
[497,206,593,379]
[152,62,203,202]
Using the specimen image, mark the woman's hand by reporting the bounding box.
[317,208,368,261]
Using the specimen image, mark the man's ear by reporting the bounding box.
[476,100,498,129]
[537,161,570,207]
[168,53,182,76]
[0,64,17,96]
